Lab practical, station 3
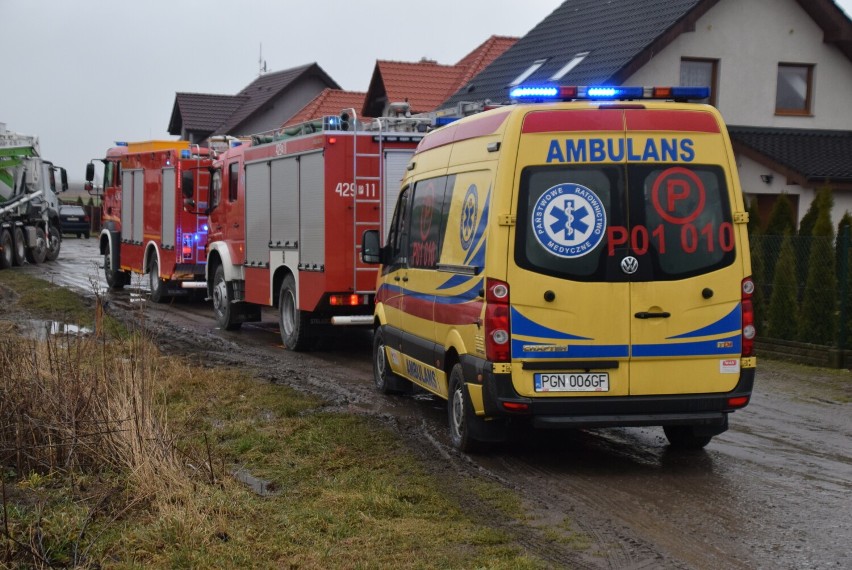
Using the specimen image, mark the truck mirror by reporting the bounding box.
[85,162,95,183]
[181,171,194,199]
[60,168,68,192]
[361,230,382,264]
[183,198,197,210]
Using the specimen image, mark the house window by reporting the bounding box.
[510,59,548,87]
[680,58,717,105]
[550,52,589,81]
[776,63,813,115]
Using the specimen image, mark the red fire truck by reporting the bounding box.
[85,141,213,300]
[199,112,426,350]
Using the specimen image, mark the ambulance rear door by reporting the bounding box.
[621,108,743,396]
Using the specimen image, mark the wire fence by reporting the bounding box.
[750,226,851,349]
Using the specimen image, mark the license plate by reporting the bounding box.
[66,216,79,221]
[534,372,610,393]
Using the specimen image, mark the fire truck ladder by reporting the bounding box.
[350,109,385,295]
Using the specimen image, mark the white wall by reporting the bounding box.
[625,0,852,129]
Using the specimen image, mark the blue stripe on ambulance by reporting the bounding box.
[666,304,741,339]
[509,306,741,360]
[511,340,629,359]
[408,279,483,304]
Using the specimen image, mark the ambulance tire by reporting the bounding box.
[0,230,13,269]
[212,265,242,331]
[12,227,27,266]
[25,227,47,265]
[104,247,129,290]
[663,425,713,450]
[448,364,484,453]
[148,257,169,303]
[45,223,61,262]
[278,274,314,351]
[372,327,411,394]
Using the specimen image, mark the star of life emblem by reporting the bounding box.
[531,183,606,259]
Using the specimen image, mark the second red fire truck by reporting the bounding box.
[86,141,213,300]
[197,112,426,350]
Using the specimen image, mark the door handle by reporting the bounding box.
[233,223,240,228]
[635,311,671,319]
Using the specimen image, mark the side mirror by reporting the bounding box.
[361,230,382,264]
[183,198,197,211]
[59,168,68,192]
[85,162,95,183]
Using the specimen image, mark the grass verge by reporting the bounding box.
[0,272,544,568]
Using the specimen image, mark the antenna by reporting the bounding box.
[258,43,267,75]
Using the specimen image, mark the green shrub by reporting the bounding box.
[797,190,836,345]
[767,232,798,340]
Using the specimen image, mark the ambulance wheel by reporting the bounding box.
[104,247,128,290]
[148,257,169,303]
[448,364,483,453]
[212,265,242,330]
[663,425,713,450]
[45,223,61,262]
[12,227,27,266]
[25,227,47,264]
[278,274,314,351]
[372,327,410,394]
[0,230,13,269]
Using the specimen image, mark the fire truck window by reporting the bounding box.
[103,162,115,188]
[228,162,239,202]
[210,169,222,210]
[386,186,411,268]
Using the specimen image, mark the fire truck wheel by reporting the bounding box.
[213,265,242,330]
[104,248,126,290]
[0,230,13,269]
[663,425,713,450]
[11,227,27,266]
[148,257,169,303]
[278,274,314,351]
[448,364,483,453]
[372,327,411,394]
[45,224,61,262]
[25,227,47,265]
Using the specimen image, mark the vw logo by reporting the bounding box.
[621,256,639,274]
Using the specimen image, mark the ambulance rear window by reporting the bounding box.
[515,164,735,282]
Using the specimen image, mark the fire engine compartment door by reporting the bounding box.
[383,150,415,238]
[162,167,176,249]
[299,151,325,269]
[245,160,271,267]
[121,169,144,244]
[270,157,299,248]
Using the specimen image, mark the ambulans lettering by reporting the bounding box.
[404,357,438,389]
[546,138,695,163]
[532,183,606,258]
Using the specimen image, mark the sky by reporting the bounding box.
[3,0,852,183]
[1,0,558,183]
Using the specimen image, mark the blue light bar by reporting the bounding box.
[509,85,559,99]
[180,149,191,159]
[585,86,643,99]
[116,141,128,146]
[670,86,711,100]
[434,116,460,127]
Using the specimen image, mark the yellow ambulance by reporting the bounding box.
[362,86,756,452]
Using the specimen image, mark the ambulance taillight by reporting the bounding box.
[485,279,511,363]
[741,277,756,357]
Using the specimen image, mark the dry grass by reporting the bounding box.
[0,273,546,569]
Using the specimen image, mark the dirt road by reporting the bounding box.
[18,238,852,569]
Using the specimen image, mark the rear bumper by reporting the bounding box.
[468,355,754,432]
